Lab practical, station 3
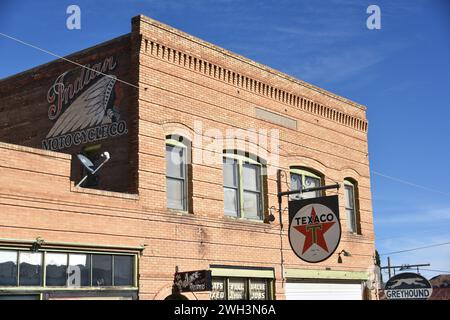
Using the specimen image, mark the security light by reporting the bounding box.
[76,151,111,187]
[337,250,351,263]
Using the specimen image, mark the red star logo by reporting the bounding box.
[294,207,335,254]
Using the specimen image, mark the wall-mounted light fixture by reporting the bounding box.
[31,237,45,252]
[264,206,277,223]
[337,250,351,263]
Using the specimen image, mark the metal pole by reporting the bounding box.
[276,169,286,288]
[276,169,283,229]
[388,257,391,279]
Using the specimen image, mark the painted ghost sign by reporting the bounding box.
[42,56,128,151]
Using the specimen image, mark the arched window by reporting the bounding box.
[289,167,323,200]
[165,135,190,211]
[344,179,360,234]
[223,152,264,220]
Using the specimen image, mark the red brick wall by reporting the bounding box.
[0,35,137,193]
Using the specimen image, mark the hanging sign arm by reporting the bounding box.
[276,169,341,227]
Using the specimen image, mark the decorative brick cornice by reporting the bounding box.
[140,37,368,133]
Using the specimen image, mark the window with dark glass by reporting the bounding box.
[92,254,112,286]
[0,250,17,286]
[0,250,135,288]
[45,253,68,286]
[68,254,91,287]
[290,168,322,200]
[166,139,188,211]
[18,252,42,286]
[223,154,263,220]
[79,144,102,188]
[113,255,133,286]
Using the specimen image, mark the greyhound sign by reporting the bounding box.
[384,272,433,300]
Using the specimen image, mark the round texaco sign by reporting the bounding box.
[289,203,341,263]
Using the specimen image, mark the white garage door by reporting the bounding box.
[285,281,363,300]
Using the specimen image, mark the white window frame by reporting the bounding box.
[223,153,264,220]
[165,138,188,212]
[344,179,358,234]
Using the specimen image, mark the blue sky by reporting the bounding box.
[1,0,449,279]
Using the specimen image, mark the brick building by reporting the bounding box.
[0,15,375,300]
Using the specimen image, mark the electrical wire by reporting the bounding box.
[380,241,450,256]
[377,224,450,241]
[0,31,140,89]
[421,269,450,274]
[1,32,449,201]
[371,170,450,197]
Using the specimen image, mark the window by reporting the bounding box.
[223,154,263,220]
[18,252,42,286]
[211,278,226,300]
[290,168,322,200]
[211,277,271,300]
[249,278,269,300]
[0,250,135,288]
[0,250,18,286]
[344,179,359,233]
[228,278,247,300]
[113,255,134,286]
[79,144,102,188]
[45,253,68,286]
[166,136,189,211]
[68,254,90,287]
[92,254,112,286]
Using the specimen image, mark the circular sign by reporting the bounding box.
[289,203,341,263]
[384,272,433,300]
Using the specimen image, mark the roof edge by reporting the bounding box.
[133,14,367,111]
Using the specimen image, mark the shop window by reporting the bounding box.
[249,278,268,300]
[344,179,360,234]
[166,136,191,211]
[228,278,247,300]
[68,254,90,287]
[113,255,133,286]
[211,278,226,300]
[0,250,18,286]
[0,295,40,300]
[223,153,264,220]
[0,250,135,289]
[45,253,68,286]
[289,168,323,200]
[18,252,42,286]
[210,277,272,300]
[92,254,112,286]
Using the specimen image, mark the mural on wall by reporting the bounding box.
[42,56,128,151]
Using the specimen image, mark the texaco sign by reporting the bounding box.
[288,195,341,263]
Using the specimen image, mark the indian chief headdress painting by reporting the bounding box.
[42,56,128,151]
